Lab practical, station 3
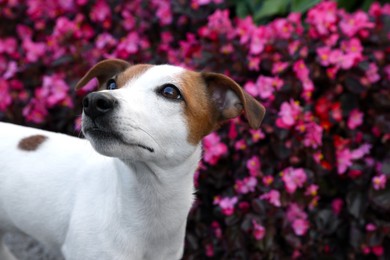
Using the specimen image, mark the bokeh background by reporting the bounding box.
[1,0,390,259]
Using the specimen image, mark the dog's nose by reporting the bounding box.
[83,92,118,119]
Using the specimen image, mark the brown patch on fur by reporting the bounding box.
[115,64,153,88]
[18,135,48,151]
[180,71,219,145]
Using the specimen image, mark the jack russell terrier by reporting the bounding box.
[0,59,265,260]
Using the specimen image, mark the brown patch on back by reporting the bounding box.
[18,135,48,151]
[180,71,219,145]
[115,64,153,88]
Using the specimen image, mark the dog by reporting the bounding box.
[0,59,265,260]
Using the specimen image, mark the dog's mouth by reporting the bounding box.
[84,127,155,153]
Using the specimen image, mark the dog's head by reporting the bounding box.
[76,59,265,163]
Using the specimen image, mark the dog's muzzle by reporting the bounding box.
[83,92,118,120]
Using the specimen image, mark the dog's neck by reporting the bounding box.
[110,144,202,243]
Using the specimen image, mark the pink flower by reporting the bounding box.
[336,148,353,174]
[317,46,332,66]
[235,176,257,194]
[329,50,356,70]
[347,109,363,129]
[350,144,371,159]
[252,220,266,240]
[204,9,234,39]
[254,75,283,99]
[38,74,72,108]
[301,122,323,148]
[305,184,319,196]
[211,221,222,238]
[286,203,309,236]
[272,61,289,74]
[3,61,18,79]
[154,0,172,26]
[247,56,261,71]
[366,223,377,232]
[205,243,214,257]
[244,81,257,97]
[271,18,293,39]
[234,139,247,150]
[250,27,268,55]
[293,60,310,81]
[236,16,255,44]
[0,79,12,112]
[372,175,387,190]
[250,129,265,142]
[90,0,111,27]
[339,11,374,37]
[95,33,117,49]
[22,98,48,124]
[22,39,45,63]
[260,190,281,207]
[214,196,238,216]
[281,167,307,194]
[0,37,17,55]
[372,245,384,256]
[203,133,227,165]
[246,156,261,176]
[52,16,79,39]
[336,144,371,174]
[365,63,380,83]
[306,1,338,37]
[332,198,344,215]
[115,32,140,58]
[288,40,300,55]
[262,176,274,186]
[276,99,302,129]
[292,219,309,236]
[341,38,363,55]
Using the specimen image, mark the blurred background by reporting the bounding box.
[0,0,390,259]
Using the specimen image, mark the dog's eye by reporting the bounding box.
[106,79,117,90]
[159,84,183,100]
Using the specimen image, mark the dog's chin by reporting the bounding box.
[83,128,155,158]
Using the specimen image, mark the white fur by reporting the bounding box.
[0,65,202,260]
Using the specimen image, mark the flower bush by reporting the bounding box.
[1,0,390,258]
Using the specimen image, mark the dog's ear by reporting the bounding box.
[75,59,131,89]
[202,72,266,129]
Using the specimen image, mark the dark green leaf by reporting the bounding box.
[253,0,289,21]
[291,0,321,12]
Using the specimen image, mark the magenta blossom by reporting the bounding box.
[306,1,338,37]
[286,203,309,236]
[372,175,387,190]
[0,79,12,112]
[256,75,283,99]
[214,196,238,216]
[281,167,307,194]
[260,190,281,207]
[347,109,363,129]
[365,63,380,83]
[38,74,73,108]
[235,176,257,194]
[292,219,310,236]
[22,39,45,63]
[339,11,374,37]
[336,144,372,174]
[22,98,48,124]
[203,133,227,165]
[252,220,266,240]
[246,156,261,176]
[276,99,302,129]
